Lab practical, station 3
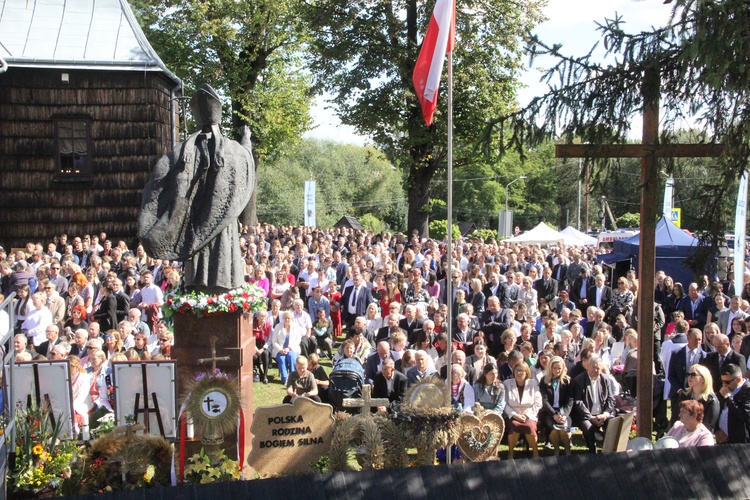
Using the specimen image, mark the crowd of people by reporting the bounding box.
[2,224,750,453]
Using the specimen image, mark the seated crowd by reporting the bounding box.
[2,224,750,453]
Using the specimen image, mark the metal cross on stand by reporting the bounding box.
[197,335,231,372]
[342,384,390,415]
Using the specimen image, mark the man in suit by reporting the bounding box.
[480,296,511,357]
[716,296,748,335]
[701,333,747,395]
[372,358,408,411]
[406,350,438,386]
[399,305,424,345]
[438,269,469,306]
[112,278,131,324]
[364,341,398,384]
[534,266,558,307]
[376,314,402,344]
[47,261,68,295]
[680,282,708,331]
[660,319,689,399]
[341,274,373,330]
[573,356,615,453]
[36,325,62,358]
[552,255,569,291]
[482,272,510,308]
[439,349,477,385]
[565,251,588,287]
[452,313,477,351]
[667,328,705,424]
[569,267,591,313]
[585,308,606,338]
[588,273,613,312]
[716,363,750,444]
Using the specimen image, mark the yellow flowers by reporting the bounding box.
[143,464,156,483]
[32,444,44,456]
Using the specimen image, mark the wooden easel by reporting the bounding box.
[132,363,165,436]
[25,363,56,428]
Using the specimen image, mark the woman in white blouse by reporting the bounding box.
[503,362,543,458]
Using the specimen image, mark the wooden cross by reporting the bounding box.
[197,335,231,372]
[342,384,390,415]
[112,422,145,440]
[556,68,724,437]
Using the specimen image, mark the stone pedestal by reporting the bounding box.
[171,311,254,475]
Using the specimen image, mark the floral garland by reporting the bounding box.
[463,428,497,452]
[163,283,267,318]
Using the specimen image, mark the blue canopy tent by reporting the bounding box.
[597,217,701,285]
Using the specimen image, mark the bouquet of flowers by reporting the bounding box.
[163,283,267,318]
[184,448,241,484]
[10,400,80,496]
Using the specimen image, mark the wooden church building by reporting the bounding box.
[0,0,181,250]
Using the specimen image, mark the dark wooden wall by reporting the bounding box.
[0,68,177,249]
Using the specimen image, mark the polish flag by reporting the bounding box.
[412,0,456,126]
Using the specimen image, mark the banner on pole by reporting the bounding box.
[734,171,748,289]
[663,177,674,221]
[304,180,316,227]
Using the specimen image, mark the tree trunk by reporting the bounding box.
[407,163,436,238]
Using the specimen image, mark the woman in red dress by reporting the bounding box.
[379,277,401,319]
[325,281,343,338]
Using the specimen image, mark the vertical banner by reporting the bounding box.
[663,177,674,220]
[304,180,316,227]
[735,171,748,290]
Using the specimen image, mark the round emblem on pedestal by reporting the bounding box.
[200,390,229,419]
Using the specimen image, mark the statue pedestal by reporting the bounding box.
[172,311,254,475]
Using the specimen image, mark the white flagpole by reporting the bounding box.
[445,49,454,466]
[734,171,748,293]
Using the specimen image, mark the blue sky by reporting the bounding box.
[304,0,676,146]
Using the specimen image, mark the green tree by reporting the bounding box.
[131,0,314,224]
[484,0,750,244]
[616,212,640,228]
[257,139,407,228]
[304,0,545,237]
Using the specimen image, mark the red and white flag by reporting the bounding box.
[412,0,456,126]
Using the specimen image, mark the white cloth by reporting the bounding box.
[22,307,53,346]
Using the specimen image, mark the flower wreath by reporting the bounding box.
[163,283,267,318]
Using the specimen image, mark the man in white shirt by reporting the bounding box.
[132,270,163,327]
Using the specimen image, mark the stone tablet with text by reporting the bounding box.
[248,398,335,478]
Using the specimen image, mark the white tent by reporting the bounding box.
[561,226,598,246]
[505,222,565,246]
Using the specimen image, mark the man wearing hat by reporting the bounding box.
[552,289,576,316]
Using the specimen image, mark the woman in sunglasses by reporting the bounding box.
[674,363,719,432]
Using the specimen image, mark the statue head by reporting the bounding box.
[190,84,222,128]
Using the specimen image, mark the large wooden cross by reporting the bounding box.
[556,68,723,437]
[342,384,390,415]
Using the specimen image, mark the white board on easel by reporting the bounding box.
[112,361,177,439]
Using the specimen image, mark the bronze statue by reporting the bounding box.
[138,84,254,293]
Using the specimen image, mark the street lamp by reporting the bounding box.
[505,176,527,212]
